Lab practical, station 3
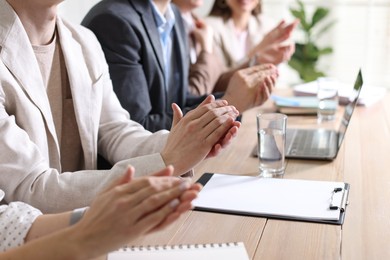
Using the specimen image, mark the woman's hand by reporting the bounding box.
[249,19,299,65]
[73,166,202,257]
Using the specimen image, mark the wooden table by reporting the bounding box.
[128,90,390,259]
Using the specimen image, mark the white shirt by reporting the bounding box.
[0,189,42,252]
[181,12,198,64]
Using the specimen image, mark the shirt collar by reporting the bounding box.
[149,1,175,34]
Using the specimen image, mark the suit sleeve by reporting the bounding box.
[83,12,173,132]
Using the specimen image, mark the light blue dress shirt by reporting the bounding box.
[149,1,175,90]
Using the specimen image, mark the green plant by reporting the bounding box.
[288,0,336,82]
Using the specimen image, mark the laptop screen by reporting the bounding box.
[337,69,364,148]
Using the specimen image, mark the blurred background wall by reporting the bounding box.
[59,0,390,88]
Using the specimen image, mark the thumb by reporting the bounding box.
[199,94,215,107]
[103,166,135,192]
[171,103,183,129]
[152,165,174,177]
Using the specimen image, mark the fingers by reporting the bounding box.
[256,76,274,105]
[194,19,205,29]
[200,94,215,105]
[245,64,278,76]
[263,76,274,97]
[219,124,240,149]
[136,199,183,234]
[152,166,173,177]
[146,188,200,233]
[171,103,183,129]
[125,177,181,209]
[270,19,298,43]
[276,44,295,61]
[131,178,193,220]
[199,104,239,131]
[241,65,278,89]
[180,98,239,136]
[289,19,300,31]
[208,123,240,158]
[102,166,135,193]
[184,95,231,121]
[188,182,203,193]
[110,168,179,202]
[180,184,203,200]
[203,115,237,146]
[207,143,222,158]
[281,20,298,37]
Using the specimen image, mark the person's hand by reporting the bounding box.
[191,19,214,54]
[222,64,279,113]
[255,42,295,65]
[74,166,202,258]
[248,19,299,65]
[162,95,240,176]
[259,19,299,48]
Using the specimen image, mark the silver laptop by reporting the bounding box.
[252,69,363,160]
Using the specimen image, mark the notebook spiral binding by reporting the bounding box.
[120,242,241,252]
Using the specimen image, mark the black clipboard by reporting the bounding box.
[195,173,349,225]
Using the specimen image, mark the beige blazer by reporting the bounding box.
[0,0,170,213]
[205,15,275,68]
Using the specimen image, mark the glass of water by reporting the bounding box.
[256,113,287,177]
[317,77,339,122]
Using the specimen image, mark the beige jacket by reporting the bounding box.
[0,0,169,213]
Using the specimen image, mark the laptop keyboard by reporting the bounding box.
[288,129,332,156]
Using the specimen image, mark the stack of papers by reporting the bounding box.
[272,95,318,115]
[293,80,386,106]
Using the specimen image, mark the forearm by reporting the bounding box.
[2,210,101,260]
[25,212,72,242]
[1,225,88,260]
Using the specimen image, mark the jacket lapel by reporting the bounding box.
[0,0,58,148]
[130,0,166,78]
[171,7,188,101]
[56,18,95,168]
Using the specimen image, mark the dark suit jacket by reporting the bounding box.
[82,0,206,132]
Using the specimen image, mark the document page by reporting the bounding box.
[194,174,346,221]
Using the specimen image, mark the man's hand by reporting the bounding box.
[162,95,240,176]
[191,19,214,54]
[222,64,279,113]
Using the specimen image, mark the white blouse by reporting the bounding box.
[0,189,42,252]
[205,14,276,68]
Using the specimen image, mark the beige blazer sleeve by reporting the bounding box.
[188,50,228,95]
[0,1,172,213]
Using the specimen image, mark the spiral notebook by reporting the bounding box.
[107,242,249,260]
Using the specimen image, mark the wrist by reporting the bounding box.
[161,151,178,176]
[68,209,106,260]
[222,91,244,114]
